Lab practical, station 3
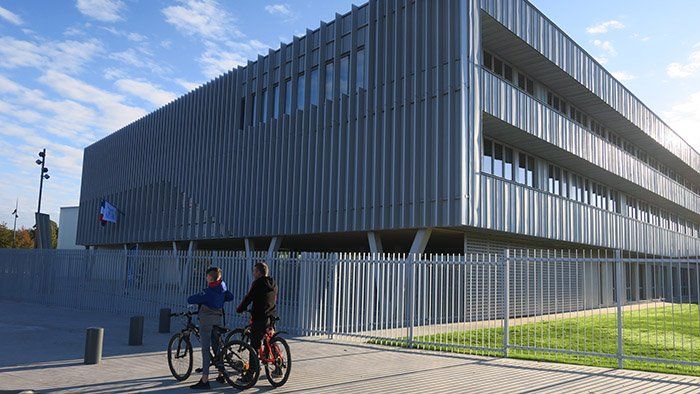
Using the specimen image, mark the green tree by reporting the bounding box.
[50,220,58,249]
[0,222,12,248]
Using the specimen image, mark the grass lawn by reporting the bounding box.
[370,303,700,376]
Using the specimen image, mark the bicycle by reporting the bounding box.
[226,311,292,388]
[166,309,260,388]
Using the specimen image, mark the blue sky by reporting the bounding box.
[0,0,699,229]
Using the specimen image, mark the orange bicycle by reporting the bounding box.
[227,311,292,388]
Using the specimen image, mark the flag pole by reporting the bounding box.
[12,198,18,248]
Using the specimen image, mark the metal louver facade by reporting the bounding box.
[77,0,700,256]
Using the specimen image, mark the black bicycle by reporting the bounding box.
[166,309,260,388]
[225,312,292,388]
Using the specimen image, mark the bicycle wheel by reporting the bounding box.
[224,328,246,344]
[264,336,291,387]
[219,339,260,390]
[167,333,193,381]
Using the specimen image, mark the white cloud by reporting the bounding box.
[586,20,625,34]
[102,27,146,42]
[595,56,609,66]
[666,49,700,78]
[109,47,170,75]
[38,70,147,131]
[265,4,293,16]
[175,78,200,91]
[76,0,126,22]
[0,5,23,25]
[162,0,242,40]
[198,40,269,78]
[593,40,617,56]
[611,71,635,82]
[114,79,177,107]
[663,91,700,152]
[0,36,104,74]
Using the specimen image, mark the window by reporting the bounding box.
[483,138,493,174]
[272,85,279,118]
[250,93,256,126]
[493,57,503,76]
[504,147,514,180]
[517,153,527,184]
[504,64,513,82]
[261,89,268,121]
[526,79,534,95]
[561,170,568,198]
[297,74,305,110]
[527,157,536,187]
[493,143,504,177]
[310,68,319,106]
[284,79,292,115]
[517,72,526,90]
[483,51,493,69]
[324,62,334,100]
[340,55,349,95]
[356,48,365,90]
[239,97,245,130]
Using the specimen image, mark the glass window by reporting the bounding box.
[483,138,493,174]
[493,143,504,177]
[584,180,590,205]
[250,93,256,126]
[284,79,292,115]
[504,147,513,180]
[504,64,513,82]
[310,68,319,106]
[527,157,536,187]
[517,73,526,90]
[548,165,555,193]
[517,153,527,184]
[554,167,561,195]
[483,51,493,70]
[272,85,279,118]
[526,78,534,95]
[297,73,305,110]
[262,89,269,121]
[239,97,245,130]
[340,55,349,95]
[561,170,568,198]
[324,62,334,100]
[493,57,503,76]
[356,48,365,89]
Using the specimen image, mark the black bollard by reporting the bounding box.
[159,308,171,333]
[129,316,144,346]
[84,327,104,364]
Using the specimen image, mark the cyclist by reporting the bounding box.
[236,261,279,383]
[186,266,234,390]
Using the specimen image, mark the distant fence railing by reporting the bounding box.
[0,248,698,374]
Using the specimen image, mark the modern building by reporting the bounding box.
[77,0,700,257]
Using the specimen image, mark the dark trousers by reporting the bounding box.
[247,317,270,374]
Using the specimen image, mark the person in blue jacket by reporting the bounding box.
[187,266,234,390]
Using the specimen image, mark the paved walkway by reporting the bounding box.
[1,301,699,393]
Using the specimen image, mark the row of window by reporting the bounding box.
[627,197,700,238]
[482,49,700,198]
[482,137,700,237]
[239,49,366,130]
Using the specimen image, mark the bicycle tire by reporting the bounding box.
[224,327,246,344]
[220,339,260,390]
[167,333,193,381]
[264,336,291,387]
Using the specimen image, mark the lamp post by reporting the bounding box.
[36,149,50,213]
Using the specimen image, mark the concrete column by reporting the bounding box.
[409,228,432,255]
[367,232,383,254]
[245,238,256,277]
[267,237,282,261]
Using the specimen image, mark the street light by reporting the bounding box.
[36,149,49,213]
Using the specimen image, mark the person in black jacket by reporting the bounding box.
[236,261,279,382]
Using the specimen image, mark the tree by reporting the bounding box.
[0,222,12,248]
[50,220,58,249]
[15,228,33,248]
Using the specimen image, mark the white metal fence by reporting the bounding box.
[0,248,698,374]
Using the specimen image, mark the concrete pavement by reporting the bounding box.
[1,301,699,393]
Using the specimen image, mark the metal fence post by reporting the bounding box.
[614,249,624,369]
[503,249,510,358]
[326,254,339,339]
[406,255,416,348]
